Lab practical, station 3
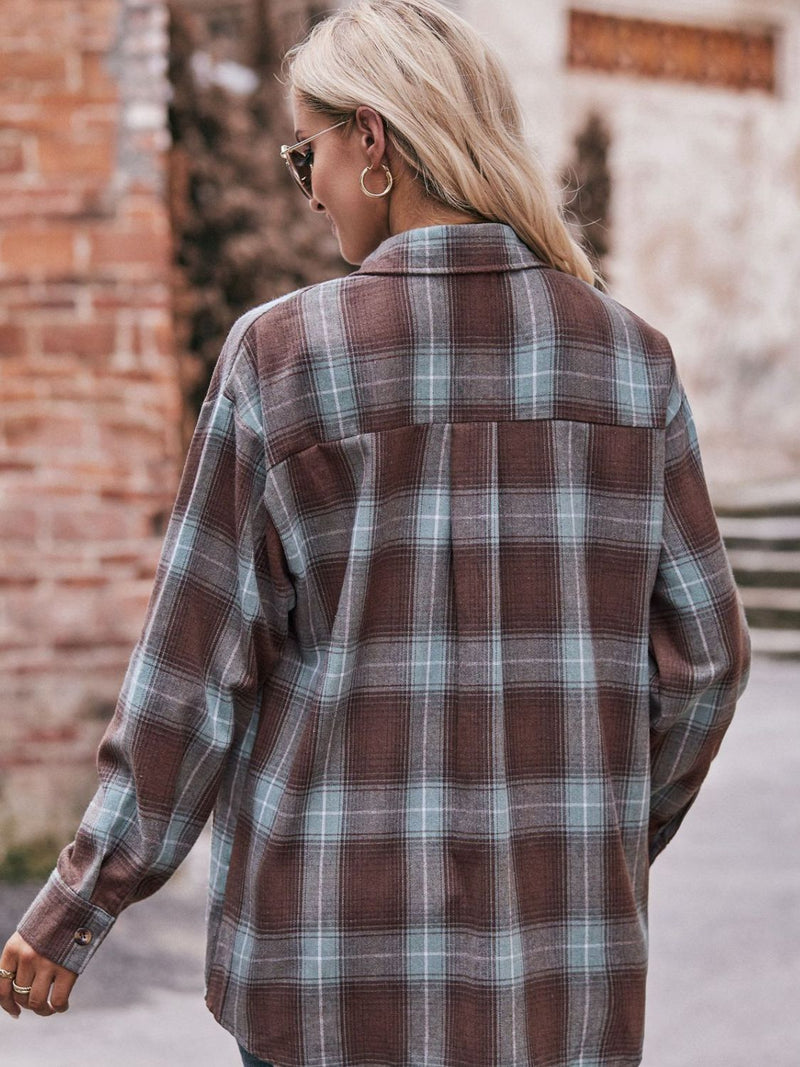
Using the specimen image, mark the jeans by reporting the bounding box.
[238,1043,274,1067]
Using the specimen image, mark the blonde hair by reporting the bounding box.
[280,0,599,286]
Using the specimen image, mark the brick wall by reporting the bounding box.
[0,0,182,859]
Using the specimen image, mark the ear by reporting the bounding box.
[354,105,388,166]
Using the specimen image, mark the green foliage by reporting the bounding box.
[167,1,349,420]
[561,111,612,285]
[0,836,62,885]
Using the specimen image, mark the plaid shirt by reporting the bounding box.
[18,222,751,1066]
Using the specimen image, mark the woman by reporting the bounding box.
[0,2,750,1065]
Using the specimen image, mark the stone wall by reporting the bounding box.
[0,0,181,860]
[462,0,800,495]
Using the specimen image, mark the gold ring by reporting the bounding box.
[12,981,32,995]
[0,967,16,980]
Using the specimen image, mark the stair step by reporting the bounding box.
[712,491,800,647]
[718,516,800,540]
[712,478,800,515]
[739,587,800,610]
[737,585,800,630]
[727,549,800,571]
[748,628,800,656]
[728,550,800,588]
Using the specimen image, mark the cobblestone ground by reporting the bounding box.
[1,653,797,1066]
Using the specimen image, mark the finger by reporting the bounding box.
[0,959,21,1019]
[49,968,78,1013]
[28,968,58,1017]
[11,961,34,1011]
[0,938,19,973]
[0,941,20,1018]
[0,991,20,1017]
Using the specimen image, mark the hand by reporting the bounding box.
[0,932,78,1018]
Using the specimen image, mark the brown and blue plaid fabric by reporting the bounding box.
[18,223,751,1066]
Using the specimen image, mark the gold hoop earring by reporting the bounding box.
[360,164,393,199]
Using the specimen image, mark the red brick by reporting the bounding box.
[91,286,171,312]
[89,229,170,271]
[3,415,41,447]
[3,412,86,450]
[0,0,181,849]
[20,725,80,744]
[99,552,141,567]
[132,316,174,358]
[45,594,105,644]
[125,203,171,230]
[111,587,153,628]
[0,1,70,43]
[44,417,88,449]
[4,287,79,312]
[56,575,108,589]
[0,228,75,274]
[1,97,80,135]
[38,137,116,179]
[3,279,87,309]
[0,188,87,222]
[1,589,43,637]
[0,573,37,588]
[51,506,132,542]
[0,7,118,54]
[41,322,116,359]
[80,52,118,101]
[74,114,118,142]
[0,459,35,474]
[0,52,67,87]
[0,324,27,357]
[97,419,168,457]
[18,378,92,404]
[24,357,85,379]
[61,463,128,491]
[75,1,119,51]
[0,508,37,541]
[0,140,25,174]
[0,377,38,401]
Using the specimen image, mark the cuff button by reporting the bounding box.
[73,928,93,946]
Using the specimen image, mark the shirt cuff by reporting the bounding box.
[16,868,116,974]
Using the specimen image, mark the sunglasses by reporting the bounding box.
[280,119,349,199]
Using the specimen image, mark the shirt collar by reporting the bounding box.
[355,221,547,275]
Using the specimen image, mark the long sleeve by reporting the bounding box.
[15,319,295,973]
[647,370,751,864]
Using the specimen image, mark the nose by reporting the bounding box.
[309,194,325,212]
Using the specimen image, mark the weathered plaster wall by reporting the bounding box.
[463,0,800,494]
